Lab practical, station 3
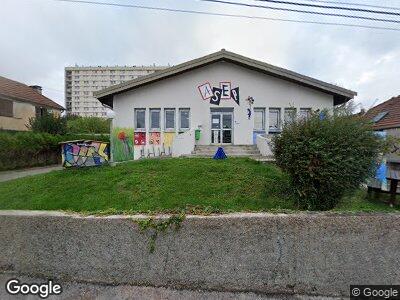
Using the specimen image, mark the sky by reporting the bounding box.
[1,0,399,110]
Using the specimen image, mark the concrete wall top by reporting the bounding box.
[1,211,399,297]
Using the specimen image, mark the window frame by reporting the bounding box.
[134,108,146,131]
[0,99,14,118]
[284,107,297,124]
[179,108,190,131]
[164,108,176,131]
[253,108,265,131]
[149,108,161,131]
[268,108,281,133]
[299,108,311,120]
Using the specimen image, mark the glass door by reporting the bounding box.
[211,113,233,144]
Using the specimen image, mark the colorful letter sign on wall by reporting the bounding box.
[111,127,134,162]
[198,81,239,106]
[61,140,109,167]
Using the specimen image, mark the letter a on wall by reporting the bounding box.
[198,82,213,100]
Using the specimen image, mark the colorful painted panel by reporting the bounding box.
[149,132,161,145]
[61,140,109,167]
[112,127,134,162]
[134,132,146,146]
[164,132,175,147]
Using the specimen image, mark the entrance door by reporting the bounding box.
[211,112,233,144]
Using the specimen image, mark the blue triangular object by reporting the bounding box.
[213,147,227,159]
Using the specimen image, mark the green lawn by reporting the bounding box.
[0,158,398,214]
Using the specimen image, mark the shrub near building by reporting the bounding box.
[0,131,109,171]
[272,108,382,210]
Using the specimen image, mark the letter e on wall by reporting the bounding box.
[219,82,231,99]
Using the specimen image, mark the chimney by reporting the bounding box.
[30,85,42,94]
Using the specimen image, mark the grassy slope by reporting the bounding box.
[0,158,398,214]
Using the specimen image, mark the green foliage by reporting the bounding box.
[135,213,186,253]
[0,131,109,170]
[27,112,67,135]
[272,108,382,210]
[66,116,111,134]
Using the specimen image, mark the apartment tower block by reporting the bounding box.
[65,65,166,117]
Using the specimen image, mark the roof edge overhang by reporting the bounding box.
[94,50,357,108]
[373,124,400,131]
[0,92,65,111]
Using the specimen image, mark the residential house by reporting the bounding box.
[0,76,64,131]
[365,95,400,163]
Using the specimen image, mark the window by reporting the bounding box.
[179,109,190,130]
[299,108,311,120]
[268,108,281,133]
[254,108,265,131]
[0,99,13,117]
[135,109,146,130]
[373,111,388,123]
[150,109,161,130]
[164,109,176,130]
[284,108,296,124]
[35,106,47,117]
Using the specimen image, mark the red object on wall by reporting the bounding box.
[134,132,146,145]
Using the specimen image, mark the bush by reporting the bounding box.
[66,116,110,134]
[0,131,109,171]
[272,108,382,210]
[27,112,67,135]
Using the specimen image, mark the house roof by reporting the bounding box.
[364,95,400,130]
[0,76,64,110]
[94,49,357,108]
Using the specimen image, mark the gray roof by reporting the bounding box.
[94,49,357,107]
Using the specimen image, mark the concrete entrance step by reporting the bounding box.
[191,152,261,156]
[192,145,262,158]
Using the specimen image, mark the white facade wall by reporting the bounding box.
[113,62,334,157]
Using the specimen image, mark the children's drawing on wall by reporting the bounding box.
[149,132,161,145]
[112,127,134,162]
[134,132,146,146]
[198,81,240,106]
[164,132,175,147]
[61,140,109,167]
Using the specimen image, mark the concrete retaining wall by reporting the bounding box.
[0,211,399,297]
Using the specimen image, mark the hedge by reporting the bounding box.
[272,109,381,210]
[0,131,109,171]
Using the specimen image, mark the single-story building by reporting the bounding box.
[95,49,356,160]
[0,76,64,131]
